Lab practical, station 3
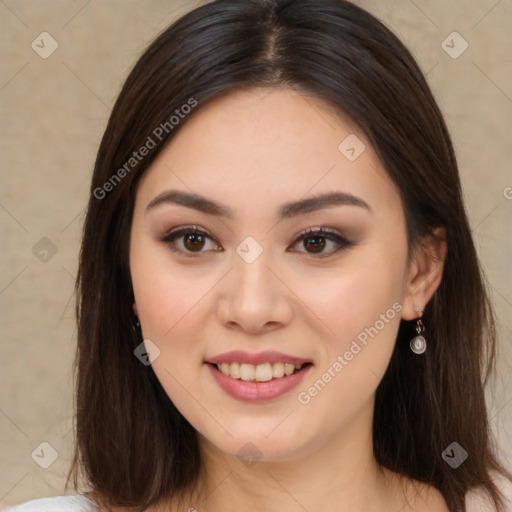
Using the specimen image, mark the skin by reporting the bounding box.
[129,87,448,512]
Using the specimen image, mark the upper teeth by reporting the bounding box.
[216,362,304,381]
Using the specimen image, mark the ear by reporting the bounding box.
[401,226,447,321]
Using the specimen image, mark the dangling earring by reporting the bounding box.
[131,318,141,336]
[132,301,141,336]
[410,310,426,354]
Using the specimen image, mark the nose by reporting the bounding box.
[216,251,294,335]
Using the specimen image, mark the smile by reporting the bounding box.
[216,362,308,381]
[206,362,313,403]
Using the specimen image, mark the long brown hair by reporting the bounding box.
[67,1,512,510]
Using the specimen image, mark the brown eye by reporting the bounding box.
[291,227,351,258]
[302,235,326,253]
[183,232,206,252]
[161,226,221,256]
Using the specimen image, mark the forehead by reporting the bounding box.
[136,87,399,217]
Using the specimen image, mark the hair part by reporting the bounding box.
[67,1,512,511]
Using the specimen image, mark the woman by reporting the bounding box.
[4,0,511,511]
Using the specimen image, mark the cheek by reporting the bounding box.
[293,239,407,417]
[130,238,215,341]
[130,245,214,409]
[297,251,405,342]
[292,237,408,398]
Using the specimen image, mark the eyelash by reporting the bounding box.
[160,225,352,259]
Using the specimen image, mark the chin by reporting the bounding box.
[198,421,316,464]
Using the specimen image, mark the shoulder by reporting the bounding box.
[0,494,99,512]
[382,469,450,511]
[465,473,512,512]
[410,472,512,512]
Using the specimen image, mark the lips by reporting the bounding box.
[205,350,312,366]
[204,350,314,403]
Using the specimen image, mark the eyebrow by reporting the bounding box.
[145,189,373,219]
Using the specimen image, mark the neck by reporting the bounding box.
[183,398,403,512]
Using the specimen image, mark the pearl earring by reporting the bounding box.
[410,310,426,354]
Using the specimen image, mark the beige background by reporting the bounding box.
[1,0,511,505]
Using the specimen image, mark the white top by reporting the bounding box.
[2,481,512,512]
[0,495,98,512]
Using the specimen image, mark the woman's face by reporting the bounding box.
[129,87,418,463]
